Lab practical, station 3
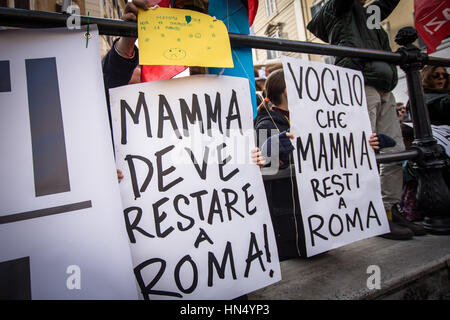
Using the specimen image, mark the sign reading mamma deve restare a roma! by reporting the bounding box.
[109,75,281,300]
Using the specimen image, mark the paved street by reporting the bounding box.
[249,233,450,299]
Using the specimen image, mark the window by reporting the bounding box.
[266,31,281,60]
[265,0,276,17]
[14,0,30,9]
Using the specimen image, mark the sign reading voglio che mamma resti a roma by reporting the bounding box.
[282,56,390,257]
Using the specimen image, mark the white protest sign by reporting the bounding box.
[403,123,449,157]
[109,75,281,300]
[282,56,390,257]
[0,27,138,299]
[431,125,450,157]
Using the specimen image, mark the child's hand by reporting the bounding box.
[286,132,294,140]
[117,169,124,184]
[251,147,266,168]
[369,133,380,150]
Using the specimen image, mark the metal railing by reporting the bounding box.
[0,7,449,233]
[1,8,449,67]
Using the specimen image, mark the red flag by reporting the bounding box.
[147,0,170,7]
[248,0,258,27]
[141,65,187,82]
[414,0,450,54]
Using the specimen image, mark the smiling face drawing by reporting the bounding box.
[163,48,186,60]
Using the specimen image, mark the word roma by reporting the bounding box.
[134,225,274,299]
[120,89,244,144]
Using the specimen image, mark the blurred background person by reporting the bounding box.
[421,65,450,126]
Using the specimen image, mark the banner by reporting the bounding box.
[404,123,450,157]
[414,0,450,54]
[109,75,281,300]
[0,27,137,299]
[432,125,450,157]
[138,7,233,68]
[282,56,390,257]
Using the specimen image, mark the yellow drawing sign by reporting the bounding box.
[138,7,234,68]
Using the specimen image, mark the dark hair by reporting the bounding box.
[266,69,286,106]
[257,69,286,113]
[400,123,414,149]
[421,65,450,91]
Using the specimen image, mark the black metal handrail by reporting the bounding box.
[0,7,449,67]
[1,7,449,233]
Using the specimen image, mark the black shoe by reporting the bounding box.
[379,221,414,240]
[392,204,427,236]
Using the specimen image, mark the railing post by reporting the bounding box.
[395,27,450,234]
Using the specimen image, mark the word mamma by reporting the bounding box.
[120,90,244,144]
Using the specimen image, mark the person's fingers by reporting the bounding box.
[286,132,294,139]
[122,0,153,22]
[256,156,266,167]
[117,169,124,183]
[251,149,261,158]
[369,133,380,147]
[122,2,138,22]
[132,0,151,9]
[251,154,262,162]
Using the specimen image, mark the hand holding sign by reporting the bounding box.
[138,7,234,68]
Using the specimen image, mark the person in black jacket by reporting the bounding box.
[102,0,144,184]
[102,0,143,131]
[254,69,294,167]
[307,0,426,240]
[254,69,306,260]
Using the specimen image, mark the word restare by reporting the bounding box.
[120,89,244,144]
[124,184,256,241]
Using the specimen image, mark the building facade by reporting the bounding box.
[252,0,309,72]
[0,0,126,57]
